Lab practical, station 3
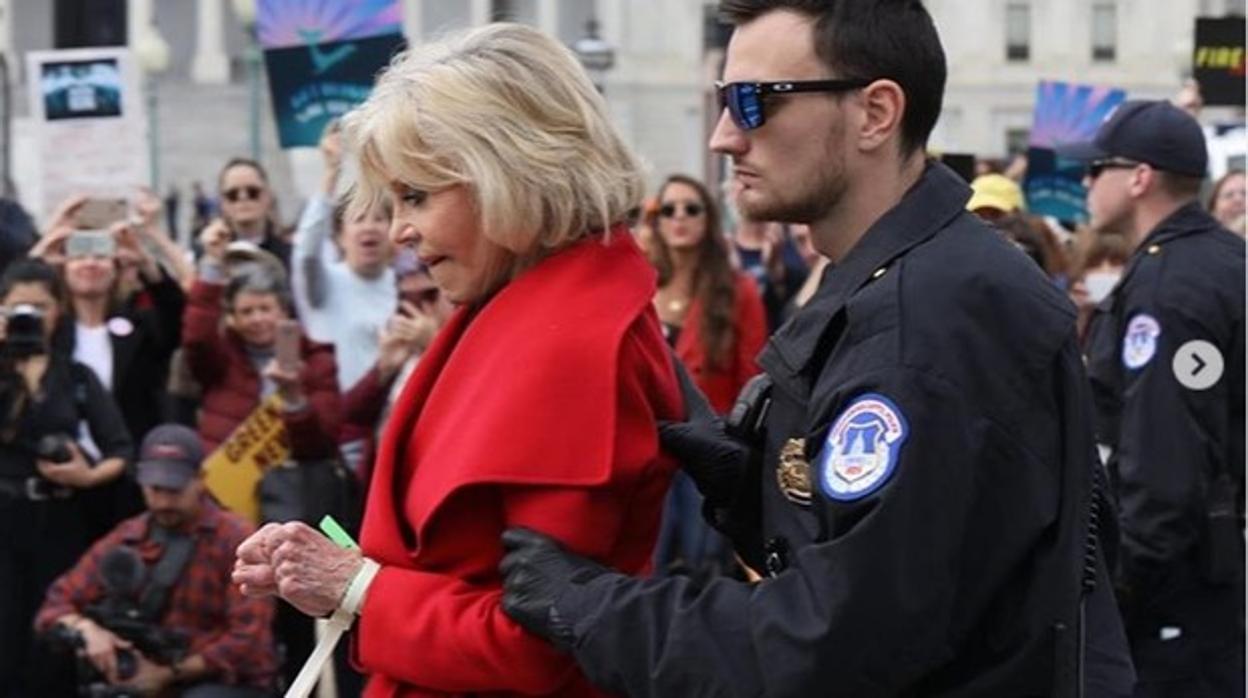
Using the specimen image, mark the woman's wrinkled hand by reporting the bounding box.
[234,521,362,617]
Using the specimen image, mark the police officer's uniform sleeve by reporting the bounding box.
[1113,301,1237,586]
[562,366,1049,697]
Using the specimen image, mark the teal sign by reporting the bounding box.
[263,32,405,148]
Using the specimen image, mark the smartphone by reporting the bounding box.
[75,198,127,229]
[274,319,301,372]
[65,230,117,259]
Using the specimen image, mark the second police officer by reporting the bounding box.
[1062,100,1245,697]
[500,0,1135,696]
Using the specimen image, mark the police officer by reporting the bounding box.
[499,1,1133,695]
[1060,100,1245,697]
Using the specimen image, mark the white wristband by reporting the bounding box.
[341,558,380,617]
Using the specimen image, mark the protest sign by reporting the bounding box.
[1024,80,1127,223]
[258,0,405,148]
[202,395,291,523]
[1193,17,1246,107]
[25,48,147,220]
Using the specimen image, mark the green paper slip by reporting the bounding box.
[319,515,359,550]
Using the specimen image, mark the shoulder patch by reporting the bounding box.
[1122,313,1161,370]
[817,393,909,502]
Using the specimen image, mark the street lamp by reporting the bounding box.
[231,0,262,160]
[571,19,615,93]
[135,27,171,190]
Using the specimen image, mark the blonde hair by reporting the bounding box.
[343,23,645,291]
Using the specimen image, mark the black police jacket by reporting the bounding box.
[561,164,1120,697]
[1085,202,1245,596]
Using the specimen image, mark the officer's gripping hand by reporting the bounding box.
[499,527,608,652]
[659,361,751,510]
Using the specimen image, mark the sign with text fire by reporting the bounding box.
[1193,17,1246,107]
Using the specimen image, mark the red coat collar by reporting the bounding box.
[362,229,657,560]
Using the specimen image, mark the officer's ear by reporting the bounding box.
[1126,164,1156,200]
[854,78,906,155]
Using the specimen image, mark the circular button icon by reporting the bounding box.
[1172,340,1224,391]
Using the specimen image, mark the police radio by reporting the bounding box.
[726,373,772,447]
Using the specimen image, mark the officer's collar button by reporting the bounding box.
[871,267,887,280]
[1147,244,1161,255]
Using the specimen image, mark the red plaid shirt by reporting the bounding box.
[36,498,277,689]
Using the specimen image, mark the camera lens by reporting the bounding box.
[36,434,73,464]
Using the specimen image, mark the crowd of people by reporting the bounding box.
[0,1,1242,697]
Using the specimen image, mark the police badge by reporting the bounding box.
[1122,313,1161,370]
[776,438,812,506]
[817,393,909,502]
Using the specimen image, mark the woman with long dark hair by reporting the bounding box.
[649,174,767,576]
[651,174,767,414]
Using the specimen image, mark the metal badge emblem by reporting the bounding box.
[776,438,813,506]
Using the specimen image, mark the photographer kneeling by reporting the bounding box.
[34,424,277,697]
[0,259,133,697]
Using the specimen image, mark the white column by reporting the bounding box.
[127,0,153,49]
[599,0,626,86]
[599,0,625,54]
[470,0,491,27]
[0,0,13,79]
[537,0,558,37]
[191,0,230,84]
[403,0,423,44]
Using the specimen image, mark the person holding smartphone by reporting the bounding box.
[339,250,453,485]
[30,194,188,533]
[180,246,339,460]
[199,158,290,272]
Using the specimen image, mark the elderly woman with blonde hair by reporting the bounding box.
[232,23,683,698]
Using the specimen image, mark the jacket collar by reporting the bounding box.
[761,162,971,389]
[1137,200,1219,250]
[1105,201,1222,307]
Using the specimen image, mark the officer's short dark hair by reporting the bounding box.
[719,0,946,157]
[1154,170,1203,202]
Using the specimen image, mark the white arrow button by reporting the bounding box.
[1172,340,1224,391]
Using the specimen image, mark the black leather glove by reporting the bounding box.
[499,527,609,651]
[659,360,752,510]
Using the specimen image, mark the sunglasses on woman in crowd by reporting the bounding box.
[223,185,265,203]
[714,77,876,131]
[659,202,705,218]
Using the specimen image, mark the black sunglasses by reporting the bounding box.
[1086,158,1142,180]
[715,78,875,131]
[223,185,265,203]
[659,202,705,218]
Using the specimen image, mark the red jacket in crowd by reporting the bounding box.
[355,231,682,698]
[182,279,341,459]
[673,272,768,414]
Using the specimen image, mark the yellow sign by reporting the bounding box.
[1194,46,1245,70]
[202,395,290,523]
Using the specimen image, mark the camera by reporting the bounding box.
[44,624,149,698]
[42,547,189,697]
[2,304,46,358]
[36,433,74,464]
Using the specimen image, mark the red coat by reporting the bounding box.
[182,280,341,459]
[674,272,768,414]
[357,231,682,697]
